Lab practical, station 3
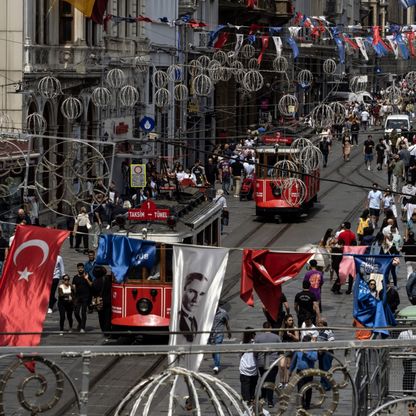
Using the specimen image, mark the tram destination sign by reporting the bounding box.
[128,200,170,222]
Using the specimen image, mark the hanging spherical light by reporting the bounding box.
[310,104,334,129]
[119,85,139,107]
[323,59,337,75]
[192,74,213,96]
[207,60,222,83]
[278,94,299,116]
[106,68,126,89]
[91,87,112,108]
[230,60,244,75]
[167,64,184,83]
[241,44,255,59]
[282,178,308,207]
[133,56,148,73]
[188,60,203,78]
[227,51,237,64]
[349,76,367,94]
[213,50,228,65]
[38,76,62,99]
[273,57,288,73]
[154,88,171,107]
[220,66,233,82]
[329,102,346,125]
[174,84,189,102]
[385,85,402,104]
[61,97,83,121]
[197,55,211,68]
[152,70,168,89]
[298,145,323,172]
[242,70,264,92]
[272,160,299,185]
[248,58,260,71]
[405,71,416,88]
[297,69,313,87]
[26,112,47,135]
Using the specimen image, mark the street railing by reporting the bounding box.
[0,340,415,415]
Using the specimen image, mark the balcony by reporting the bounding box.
[219,0,292,24]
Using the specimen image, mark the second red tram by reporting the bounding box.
[254,142,320,218]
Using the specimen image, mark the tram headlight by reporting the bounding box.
[137,298,153,315]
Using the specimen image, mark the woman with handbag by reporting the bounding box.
[73,207,91,254]
[57,274,75,333]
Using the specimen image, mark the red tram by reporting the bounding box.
[108,188,222,334]
[254,139,320,218]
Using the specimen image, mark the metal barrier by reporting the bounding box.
[0,340,415,415]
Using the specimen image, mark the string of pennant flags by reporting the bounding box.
[102,9,416,63]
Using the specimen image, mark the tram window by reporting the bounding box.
[126,246,161,281]
[266,154,277,177]
[183,237,193,245]
[197,230,204,245]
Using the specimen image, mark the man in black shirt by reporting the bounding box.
[205,158,218,186]
[231,157,244,198]
[73,263,92,332]
[15,208,31,225]
[294,281,321,326]
[191,160,206,186]
[375,138,387,171]
[363,134,375,171]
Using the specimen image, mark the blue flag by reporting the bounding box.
[287,37,299,59]
[353,255,396,335]
[96,235,156,283]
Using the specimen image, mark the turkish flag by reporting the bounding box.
[91,0,108,25]
[241,250,311,320]
[0,226,69,346]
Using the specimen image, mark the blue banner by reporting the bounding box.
[353,255,396,335]
[401,0,416,7]
[287,37,299,59]
[96,235,156,282]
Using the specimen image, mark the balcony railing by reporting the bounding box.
[219,0,291,15]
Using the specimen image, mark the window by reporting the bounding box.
[85,19,98,46]
[59,1,74,44]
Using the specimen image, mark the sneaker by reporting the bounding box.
[213,366,219,374]
[80,329,85,333]
[47,308,53,314]
[367,166,371,171]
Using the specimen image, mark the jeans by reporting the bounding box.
[390,265,398,287]
[318,352,333,390]
[211,334,224,368]
[233,176,241,196]
[259,366,278,405]
[222,177,230,194]
[240,374,258,402]
[74,298,89,330]
[75,225,89,250]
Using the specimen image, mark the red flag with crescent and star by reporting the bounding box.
[0,225,69,346]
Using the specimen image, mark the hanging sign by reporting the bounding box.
[139,116,155,132]
[128,200,170,221]
[130,164,146,188]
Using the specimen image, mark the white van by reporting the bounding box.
[327,91,374,104]
[384,114,411,135]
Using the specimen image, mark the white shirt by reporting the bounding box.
[407,203,416,222]
[176,171,187,182]
[213,195,227,209]
[300,323,319,340]
[361,111,370,122]
[382,195,395,210]
[368,190,383,209]
[239,348,257,376]
[243,162,255,177]
[53,255,65,280]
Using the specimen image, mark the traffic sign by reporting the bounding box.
[128,200,170,222]
[139,117,155,132]
[130,164,146,188]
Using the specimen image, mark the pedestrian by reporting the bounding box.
[319,134,332,168]
[337,221,357,246]
[15,208,31,225]
[0,229,8,276]
[278,314,299,388]
[73,207,91,253]
[300,314,319,341]
[91,196,106,249]
[289,334,318,410]
[48,254,65,314]
[213,189,228,233]
[91,266,112,336]
[407,272,416,305]
[360,108,370,130]
[205,158,219,187]
[356,210,370,243]
[57,274,75,333]
[66,216,75,249]
[398,328,416,392]
[73,263,92,333]
[403,231,416,278]
[351,119,360,145]
[330,240,344,294]
[379,281,400,314]
[294,280,321,326]
[342,133,352,162]
[84,250,97,281]
[303,260,324,311]
[363,134,375,171]
[317,318,335,391]
[231,157,244,198]
[239,327,258,405]
[254,321,281,408]
[367,183,383,228]
[401,182,416,222]
[375,138,387,171]
[218,157,231,195]
[209,305,232,374]
[191,160,207,187]
[392,154,406,196]
[383,187,397,218]
[262,291,290,330]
